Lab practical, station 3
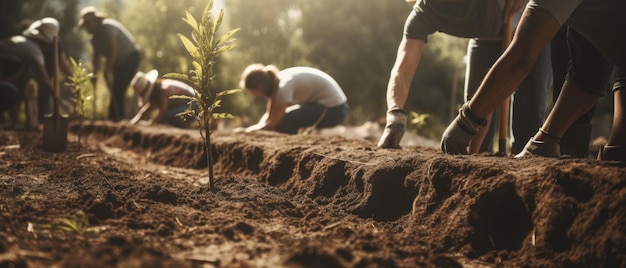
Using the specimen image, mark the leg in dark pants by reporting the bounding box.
[110,52,140,121]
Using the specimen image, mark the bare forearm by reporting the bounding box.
[468,51,533,117]
[386,38,423,111]
[469,7,561,118]
[386,72,411,110]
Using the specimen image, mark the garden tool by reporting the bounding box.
[43,36,68,152]
[498,16,513,155]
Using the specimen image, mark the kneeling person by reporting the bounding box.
[239,64,348,134]
[130,70,196,128]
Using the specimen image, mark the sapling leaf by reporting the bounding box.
[218,29,240,45]
[163,73,195,86]
[168,0,239,191]
[217,89,242,97]
[212,113,235,119]
[183,11,198,32]
[178,34,200,58]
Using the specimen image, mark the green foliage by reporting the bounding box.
[121,0,207,73]
[66,57,93,121]
[55,210,91,233]
[297,0,411,123]
[165,0,240,191]
[407,111,429,134]
[40,210,98,233]
[66,57,94,146]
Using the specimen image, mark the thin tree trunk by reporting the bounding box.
[205,122,215,191]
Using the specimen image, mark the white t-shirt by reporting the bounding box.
[275,67,347,108]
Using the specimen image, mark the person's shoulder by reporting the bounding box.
[162,79,194,92]
[5,35,28,45]
[4,36,40,51]
[102,19,125,30]
[282,66,325,75]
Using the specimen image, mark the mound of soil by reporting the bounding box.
[1,120,624,267]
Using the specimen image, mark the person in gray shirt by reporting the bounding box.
[238,63,348,134]
[377,0,527,149]
[79,6,141,122]
[441,0,626,162]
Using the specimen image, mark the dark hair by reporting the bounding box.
[240,64,279,97]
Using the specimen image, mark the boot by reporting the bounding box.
[597,145,626,162]
[560,123,592,158]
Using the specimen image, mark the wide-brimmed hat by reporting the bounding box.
[130,69,158,107]
[22,17,59,44]
[78,6,107,28]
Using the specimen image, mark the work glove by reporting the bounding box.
[514,138,560,159]
[377,109,407,149]
[440,103,486,154]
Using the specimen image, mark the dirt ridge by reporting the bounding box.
[72,121,626,267]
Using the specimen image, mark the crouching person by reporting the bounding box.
[129,70,197,128]
[237,63,348,134]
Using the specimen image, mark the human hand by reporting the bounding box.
[441,103,486,154]
[377,109,407,149]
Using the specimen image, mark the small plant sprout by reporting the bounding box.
[407,111,429,134]
[66,57,94,147]
[39,210,103,233]
[165,0,240,191]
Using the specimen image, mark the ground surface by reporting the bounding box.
[0,120,624,267]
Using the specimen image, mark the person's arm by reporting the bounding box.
[33,62,53,94]
[130,102,155,124]
[91,49,100,88]
[152,94,169,123]
[441,7,561,154]
[469,8,560,117]
[245,98,287,132]
[386,38,424,110]
[377,38,425,148]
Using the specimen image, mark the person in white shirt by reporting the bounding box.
[238,63,348,134]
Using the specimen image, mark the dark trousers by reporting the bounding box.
[277,102,348,134]
[109,51,140,121]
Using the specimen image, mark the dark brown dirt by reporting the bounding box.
[1,120,624,267]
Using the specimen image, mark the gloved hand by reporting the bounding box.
[514,138,560,159]
[377,109,407,149]
[440,103,486,154]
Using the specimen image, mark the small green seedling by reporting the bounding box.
[66,57,94,148]
[39,210,96,233]
[407,111,429,134]
[165,0,240,191]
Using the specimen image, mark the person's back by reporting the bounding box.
[159,79,195,108]
[0,36,44,90]
[406,0,504,40]
[91,19,139,63]
[277,67,347,108]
